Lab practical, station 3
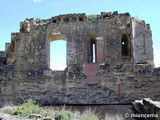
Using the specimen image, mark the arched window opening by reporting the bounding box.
[71,17,77,22]
[50,40,67,70]
[53,20,56,23]
[79,17,83,21]
[103,14,110,19]
[88,36,96,63]
[0,57,7,65]
[121,34,130,58]
[3,60,6,65]
[63,17,70,22]
[53,18,61,23]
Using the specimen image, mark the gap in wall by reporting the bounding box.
[50,40,67,70]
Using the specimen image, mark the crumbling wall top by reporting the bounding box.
[132,18,151,31]
[100,11,130,19]
[20,18,49,33]
[50,11,132,24]
[0,51,5,57]
[51,13,87,23]
[0,51,6,66]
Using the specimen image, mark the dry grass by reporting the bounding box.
[105,114,124,120]
[0,101,125,120]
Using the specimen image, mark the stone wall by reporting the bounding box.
[0,11,159,106]
[132,19,153,64]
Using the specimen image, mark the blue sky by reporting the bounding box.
[50,41,67,70]
[0,0,160,68]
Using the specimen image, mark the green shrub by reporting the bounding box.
[54,110,73,120]
[14,100,43,117]
[0,100,55,118]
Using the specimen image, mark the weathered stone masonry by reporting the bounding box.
[0,11,160,106]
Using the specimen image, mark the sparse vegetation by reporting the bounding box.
[105,114,124,120]
[87,14,100,20]
[54,108,74,120]
[0,100,53,118]
[0,100,125,120]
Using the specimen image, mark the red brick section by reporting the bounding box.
[83,37,105,84]
[83,63,99,84]
[96,37,105,63]
[118,83,121,102]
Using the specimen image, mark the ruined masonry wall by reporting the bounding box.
[0,12,159,106]
[132,20,153,64]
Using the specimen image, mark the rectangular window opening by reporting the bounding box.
[88,40,96,63]
[121,34,130,59]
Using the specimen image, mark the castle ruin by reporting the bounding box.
[0,11,160,106]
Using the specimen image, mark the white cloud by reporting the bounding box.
[154,49,160,68]
[33,0,42,3]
